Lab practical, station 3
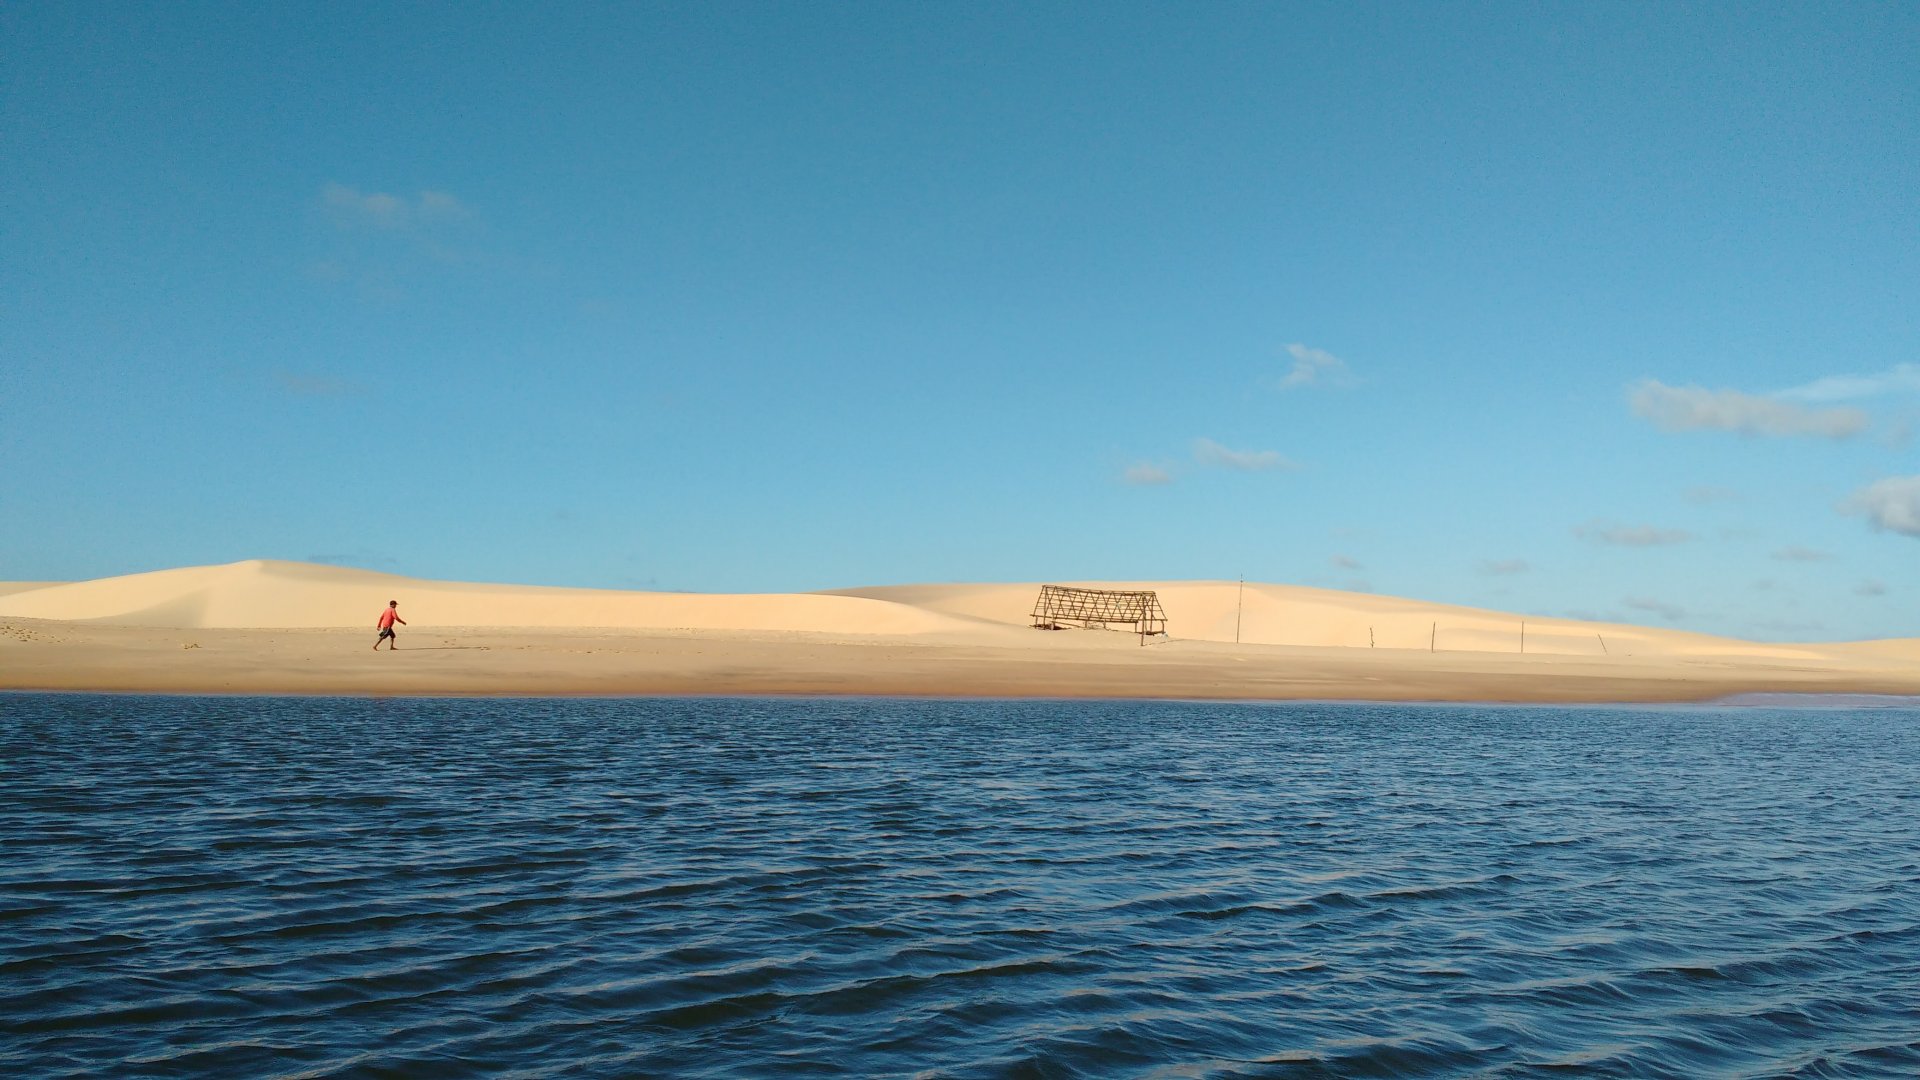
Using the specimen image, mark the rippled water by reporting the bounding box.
[3,695,1918,1078]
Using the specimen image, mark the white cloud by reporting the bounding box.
[1193,437,1298,472]
[1628,380,1869,439]
[417,190,470,219]
[1683,486,1741,505]
[1329,554,1362,570]
[1770,545,1832,562]
[322,183,469,228]
[274,370,364,397]
[1880,416,1915,450]
[1748,617,1824,635]
[1123,463,1173,486]
[324,183,407,225]
[1479,558,1531,575]
[1278,343,1355,390]
[1844,475,1920,538]
[1776,363,1920,403]
[1623,596,1687,621]
[308,552,399,569]
[1575,522,1693,547]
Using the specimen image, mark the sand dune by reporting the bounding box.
[3,560,1914,701]
[827,581,1844,660]
[0,560,971,635]
[0,560,1896,659]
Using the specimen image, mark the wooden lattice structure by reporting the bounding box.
[1031,585,1168,645]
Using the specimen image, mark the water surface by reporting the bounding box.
[3,695,1917,1077]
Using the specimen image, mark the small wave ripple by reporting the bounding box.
[3,695,1918,1077]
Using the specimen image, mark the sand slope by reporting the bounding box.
[3,561,1914,701]
[0,560,970,635]
[0,561,1903,661]
[828,582,1845,660]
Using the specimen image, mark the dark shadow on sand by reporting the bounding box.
[379,646,491,652]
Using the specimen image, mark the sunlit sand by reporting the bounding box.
[3,560,1914,701]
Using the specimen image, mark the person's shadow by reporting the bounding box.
[394,645,491,651]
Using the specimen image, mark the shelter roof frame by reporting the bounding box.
[1030,585,1168,645]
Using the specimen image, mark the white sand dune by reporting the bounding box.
[0,560,970,635]
[0,560,1896,660]
[827,582,1843,660]
[3,560,1913,701]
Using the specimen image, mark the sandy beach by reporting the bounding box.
[2,560,1914,702]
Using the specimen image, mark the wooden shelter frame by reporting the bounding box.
[1030,585,1168,645]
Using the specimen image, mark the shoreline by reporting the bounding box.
[10,688,1920,710]
[8,620,1919,705]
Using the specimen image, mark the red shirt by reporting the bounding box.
[378,609,399,629]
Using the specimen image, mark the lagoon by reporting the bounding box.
[3,695,1917,1077]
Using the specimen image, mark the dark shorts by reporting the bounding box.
[377,626,395,639]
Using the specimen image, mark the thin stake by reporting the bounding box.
[1520,620,1526,654]
[1597,633,1608,656]
[1369,626,1374,648]
[1430,622,1436,653]
[1235,575,1243,645]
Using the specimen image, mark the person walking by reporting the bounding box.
[374,600,406,650]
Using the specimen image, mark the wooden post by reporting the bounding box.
[1369,626,1374,648]
[1597,633,1608,656]
[1235,575,1243,645]
[1430,622,1436,652]
[1520,621,1526,654]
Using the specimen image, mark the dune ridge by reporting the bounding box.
[0,560,966,635]
[3,560,1914,701]
[1,559,1901,659]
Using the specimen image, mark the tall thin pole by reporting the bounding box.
[1234,575,1244,645]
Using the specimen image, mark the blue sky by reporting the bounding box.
[3,2,1916,640]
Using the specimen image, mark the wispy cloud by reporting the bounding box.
[323,183,470,228]
[1628,380,1869,439]
[417,190,469,219]
[1329,554,1362,570]
[1123,463,1173,486]
[275,370,365,398]
[1771,545,1832,562]
[1683,485,1741,505]
[1623,596,1687,621]
[307,552,398,569]
[1776,363,1920,404]
[1880,416,1915,450]
[1278,344,1355,390]
[1749,617,1824,636]
[1192,438,1298,472]
[313,183,484,300]
[1844,475,1920,538]
[1855,579,1888,597]
[1575,522,1693,547]
[1478,558,1531,575]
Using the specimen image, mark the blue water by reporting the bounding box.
[3,695,1918,1078]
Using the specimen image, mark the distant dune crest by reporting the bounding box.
[1,560,1911,663]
